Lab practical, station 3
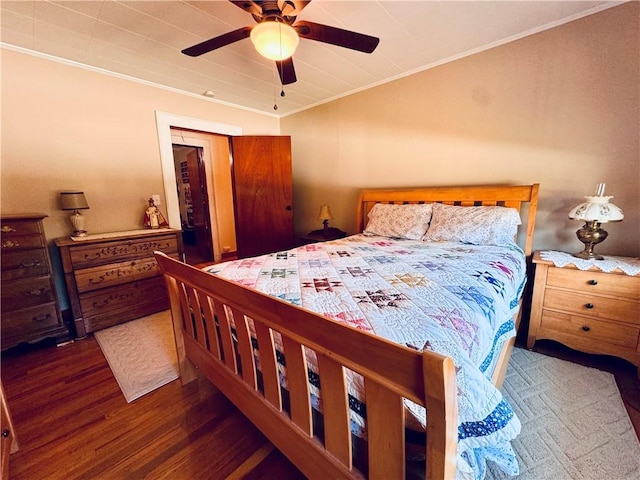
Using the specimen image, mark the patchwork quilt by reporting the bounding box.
[204,234,525,479]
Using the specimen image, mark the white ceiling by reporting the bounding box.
[1,1,621,116]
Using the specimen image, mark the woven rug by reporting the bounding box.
[94,310,179,403]
[488,348,640,480]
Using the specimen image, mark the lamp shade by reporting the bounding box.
[60,192,89,211]
[250,21,299,60]
[318,205,334,221]
[568,195,623,223]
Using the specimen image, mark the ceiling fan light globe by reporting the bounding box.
[250,21,299,60]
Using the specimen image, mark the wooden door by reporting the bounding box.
[185,148,213,262]
[230,136,294,258]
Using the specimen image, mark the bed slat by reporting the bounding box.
[186,287,207,348]
[365,377,405,479]
[423,353,458,480]
[281,336,313,436]
[213,300,238,372]
[231,307,258,388]
[177,283,194,339]
[197,293,220,357]
[254,322,283,411]
[316,353,352,467]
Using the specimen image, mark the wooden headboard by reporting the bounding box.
[356,184,540,257]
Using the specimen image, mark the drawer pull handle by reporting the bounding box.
[1,429,9,438]
[1,240,19,248]
[588,280,598,285]
[585,303,594,309]
[1,226,16,233]
[582,325,591,332]
[27,288,47,296]
[21,261,41,268]
[33,313,52,322]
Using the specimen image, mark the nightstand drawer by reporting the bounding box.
[547,268,639,300]
[543,289,640,325]
[539,310,639,350]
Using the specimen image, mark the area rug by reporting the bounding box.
[94,310,179,403]
[487,347,640,480]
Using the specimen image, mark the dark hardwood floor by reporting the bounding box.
[2,336,638,479]
[1,337,306,480]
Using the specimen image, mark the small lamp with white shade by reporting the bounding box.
[568,183,623,260]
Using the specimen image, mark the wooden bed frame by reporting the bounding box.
[155,184,539,480]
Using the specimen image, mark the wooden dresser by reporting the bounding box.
[55,229,182,337]
[528,251,640,371]
[1,214,68,350]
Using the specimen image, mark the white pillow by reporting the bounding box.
[423,203,521,245]
[364,203,433,240]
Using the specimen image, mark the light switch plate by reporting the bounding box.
[152,194,161,205]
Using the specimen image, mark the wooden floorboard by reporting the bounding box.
[1,337,306,480]
[2,335,638,479]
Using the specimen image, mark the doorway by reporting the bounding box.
[172,144,214,265]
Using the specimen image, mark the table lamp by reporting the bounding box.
[568,183,623,260]
[60,191,90,237]
[318,205,334,236]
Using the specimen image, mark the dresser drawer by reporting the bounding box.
[546,268,639,300]
[68,235,179,269]
[1,276,57,312]
[79,277,169,317]
[544,288,639,325]
[1,219,43,236]
[1,303,61,340]
[1,234,46,251]
[539,310,639,351]
[74,253,180,293]
[83,298,171,333]
[1,249,49,281]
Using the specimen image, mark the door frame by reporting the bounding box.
[155,111,242,229]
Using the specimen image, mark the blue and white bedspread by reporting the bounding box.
[205,234,524,479]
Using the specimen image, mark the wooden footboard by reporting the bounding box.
[156,252,458,480]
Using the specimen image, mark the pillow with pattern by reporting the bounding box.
[364,203,433,240]
[423,203,521,245]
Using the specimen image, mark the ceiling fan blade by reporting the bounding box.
[229,1,263,16]
[182,27,252,57]
[276,58,297,85]
[294,20,379,53]
[279,0,311,16]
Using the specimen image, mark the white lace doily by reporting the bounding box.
[539,250,640,276]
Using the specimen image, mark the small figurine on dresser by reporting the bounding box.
[143,197,168,229]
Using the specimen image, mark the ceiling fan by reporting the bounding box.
[182,0,380,85]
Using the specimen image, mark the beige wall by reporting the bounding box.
[283,3,639,257]
[1,48,279,242]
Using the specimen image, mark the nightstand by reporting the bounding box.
[528,251,640,372]
[299,227,347,245]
